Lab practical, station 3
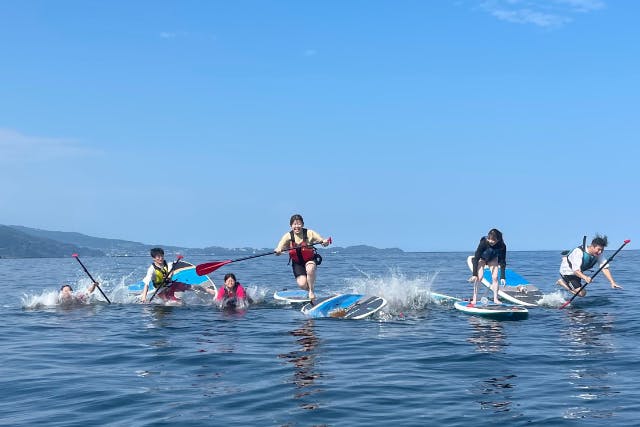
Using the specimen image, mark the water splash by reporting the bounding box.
[538,290,568,308]
[343,267,438,316]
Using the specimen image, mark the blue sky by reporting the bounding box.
[0,1,637,251]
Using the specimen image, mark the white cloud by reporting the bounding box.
[479,0,606,27]
[0,128,98,164]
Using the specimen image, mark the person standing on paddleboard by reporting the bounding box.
[557,235,622,297]
[274,214,331,300]
[469,228,507,305]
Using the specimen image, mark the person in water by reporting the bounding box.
[215,273,251,308]
[58,282,97,304]
[557,234,622,297]
[469,228,507,305]
[275,214,331,300]
[140,247,216,303]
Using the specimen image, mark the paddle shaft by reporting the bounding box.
[148,256,184,303]
[196,237,332,276]
[560,239,630,309]
[72,255,111,304]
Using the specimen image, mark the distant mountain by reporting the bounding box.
[0,225,103,258]
[331,245,404,254]
[1,225,404,258]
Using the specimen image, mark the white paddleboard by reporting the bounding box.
[273,289,311,303]
[454,300,529,320]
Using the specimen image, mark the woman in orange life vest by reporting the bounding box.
[274,214,331,300]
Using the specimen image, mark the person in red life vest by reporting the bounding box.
[274,214,331,300]
[215,273,251,308]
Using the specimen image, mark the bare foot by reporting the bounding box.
[308,291,316,300]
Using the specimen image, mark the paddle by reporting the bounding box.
[195,237,333,276]
[71,254,111,304]
[560,239,630,309]
[148,254,184,303]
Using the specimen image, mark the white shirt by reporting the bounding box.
[560,248,607,276]
[142,261,174,287]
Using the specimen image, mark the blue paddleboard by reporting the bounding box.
[301,294,387,320]
[454,300,529,321]
[273,289,311,303]
[466,256,542,306]
[128,260,216,294]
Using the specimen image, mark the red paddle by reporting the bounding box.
[196,237,332,276]
[560,239,630,309]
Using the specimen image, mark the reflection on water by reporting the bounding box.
[466,316,507,353]
[466,317,518,414]
[561,310,617,420]
[278,319,323,410]
[478,374,517,412]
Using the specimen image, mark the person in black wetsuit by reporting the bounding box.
[469,228,507,305]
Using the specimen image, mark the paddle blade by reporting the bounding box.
[624,239,631,244]
[196,260,232,276]
[71,253,79,258]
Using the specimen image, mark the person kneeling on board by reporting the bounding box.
[469,228,507,305]
[557,234,622,297]
[140,247,216,303]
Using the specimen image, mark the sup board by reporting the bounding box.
[128,260,216,294]
[273,289,311,303]
[454,300,529,321]
[429,291,461,304]
[301,294,387,320]
[466,256,543,306]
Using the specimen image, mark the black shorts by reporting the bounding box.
[479,247,499,263]
[561,275,583,290]
[292,260,315,278]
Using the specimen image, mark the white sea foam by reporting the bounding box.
[342,267,438,314]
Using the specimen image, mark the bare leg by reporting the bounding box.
[472,259,487,305]
[296,275,309,291]
[306,261,317,299]
[488,263,500,304]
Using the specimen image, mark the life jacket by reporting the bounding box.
[151,261,171,287]
[288,228,316,264]
[566,247,599,271]
[216,283,247,301]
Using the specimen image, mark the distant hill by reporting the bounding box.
[1,225,403,258]
[0,225,103,258]
[331,245,404,254]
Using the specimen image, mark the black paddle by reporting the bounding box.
[71,254,111,304]
[195,237,332,276]
[560,239,630,309]
[148,254,184,303]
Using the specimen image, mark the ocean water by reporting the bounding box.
[1,250,639,426]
